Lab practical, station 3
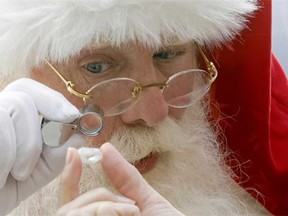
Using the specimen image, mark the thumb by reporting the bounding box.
[100,143,163,209]
[58,147,82,207]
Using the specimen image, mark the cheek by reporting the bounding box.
[168,107,186,120]
[31,68,84,109]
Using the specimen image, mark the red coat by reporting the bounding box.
[214,0,288,214]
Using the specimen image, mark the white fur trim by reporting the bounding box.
[0,0,258,76]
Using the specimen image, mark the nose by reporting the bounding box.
[121,86,169,126]
[119,46,170,126]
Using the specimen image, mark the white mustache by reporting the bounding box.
[104,102,210,163]
[107,117,183,163]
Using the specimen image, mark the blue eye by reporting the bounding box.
[85,62,109,74]
[153,50,184,60]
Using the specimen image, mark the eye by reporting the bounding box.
[84,62,110,74]
[153,50,184,60]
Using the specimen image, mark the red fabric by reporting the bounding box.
[214,0,288,214]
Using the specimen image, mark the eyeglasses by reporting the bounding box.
[42,45,217,146]
[45,45,217,117]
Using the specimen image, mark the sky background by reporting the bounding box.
[272,0,288,74]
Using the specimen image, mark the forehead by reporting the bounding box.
[72,41,197,59]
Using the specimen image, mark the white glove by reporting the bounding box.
[0,78,85,215]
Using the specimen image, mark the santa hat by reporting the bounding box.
[0,0,257,76]
[2,0,288,215]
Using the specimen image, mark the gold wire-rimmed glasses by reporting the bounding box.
[41,45,218,146]
[44,45,218,117]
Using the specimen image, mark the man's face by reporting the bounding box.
[32,42,199,173]
[27,43,257,216]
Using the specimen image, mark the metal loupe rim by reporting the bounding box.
[79,111,104,136]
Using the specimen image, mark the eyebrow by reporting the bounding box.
[74,45,125,61]
[155,42,195,52]
[78,42,194,59]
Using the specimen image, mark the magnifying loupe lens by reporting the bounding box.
[79,112,103,136]
[42,104,104,147]
[78,104,104,136]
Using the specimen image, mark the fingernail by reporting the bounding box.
[65,147,73,165]
[116,195,136,204]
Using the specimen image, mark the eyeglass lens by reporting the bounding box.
[84,69,212,117]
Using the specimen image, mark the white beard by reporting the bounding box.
[9,101,267,216]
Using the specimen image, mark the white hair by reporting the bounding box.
[0,0,258,77]
[9,99,267,215]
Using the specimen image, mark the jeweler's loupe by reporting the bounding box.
[42,104,104,147]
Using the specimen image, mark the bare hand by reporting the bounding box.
[56,143,184,216]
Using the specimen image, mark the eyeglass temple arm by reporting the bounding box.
[44,60,91,99]
[196,45,218,83]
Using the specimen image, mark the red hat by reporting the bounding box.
[214,0,288,214]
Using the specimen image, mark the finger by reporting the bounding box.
[58,148,131,209]
[0,107,16,188]
[0,92,42,181]
[58,147,82,207]
[60,179,135,211]
[100,143,162,209]
[3,78,80,123]
[57,201,140,216]
[61,187,118,211]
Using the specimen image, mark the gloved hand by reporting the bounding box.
[0,78,85,215]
